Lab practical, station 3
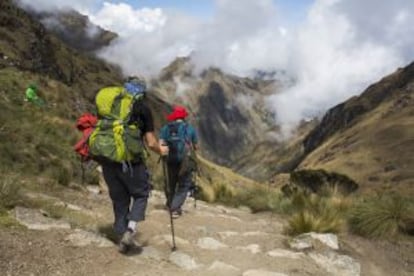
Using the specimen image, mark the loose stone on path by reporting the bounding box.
[169,252,200,270]
[309,251,361,276]
[197,237,228,250]
[64,229,113,247]
[12,206,71,230]
[267,248,305,259]
[236,244,261,254]
[242,269,288,276]
[208,261,240,273]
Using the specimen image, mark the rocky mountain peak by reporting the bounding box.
[34,10,117,53]
[152,57,282,169]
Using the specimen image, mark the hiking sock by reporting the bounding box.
[127,220,137,233]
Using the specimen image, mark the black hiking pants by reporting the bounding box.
[166,162,193,212]
[101,161,150,235]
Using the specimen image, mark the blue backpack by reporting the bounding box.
[165,121,191,164]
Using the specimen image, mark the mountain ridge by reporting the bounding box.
[297,62,414,195]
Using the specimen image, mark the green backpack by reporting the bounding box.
[88,87,146,163]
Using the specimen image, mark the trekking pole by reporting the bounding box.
[161,155,177,251]
[80,160,85,185]
[192,172,197,209]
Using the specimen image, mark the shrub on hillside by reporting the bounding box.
[289,169,358,195]
[348,193,414,238]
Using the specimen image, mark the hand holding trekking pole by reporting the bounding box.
[159,144,169,156]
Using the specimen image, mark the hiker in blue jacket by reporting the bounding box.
[159,105,198,218]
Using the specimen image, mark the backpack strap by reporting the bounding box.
[181,122,193,148]
[110,91,125,119]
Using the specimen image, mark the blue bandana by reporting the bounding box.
[124,82,145,97]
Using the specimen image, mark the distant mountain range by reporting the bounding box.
[1,0,413,196]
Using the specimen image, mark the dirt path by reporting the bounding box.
[0,187,412,276]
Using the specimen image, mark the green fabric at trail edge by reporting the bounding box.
[25,87,45,106]
[25,87,38,101]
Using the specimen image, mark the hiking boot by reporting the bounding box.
[171,209,182,219]
[118,229,134,254]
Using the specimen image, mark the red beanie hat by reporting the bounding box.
[167,105,189,121]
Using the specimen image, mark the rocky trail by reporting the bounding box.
[0,186,410,276]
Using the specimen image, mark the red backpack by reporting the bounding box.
[74,113,98,161]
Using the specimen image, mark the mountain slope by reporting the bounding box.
[152,57,306,179]
[0,0,122,104]
[34,10,117,53]
[299,62,414,195]
[0,0,256,200]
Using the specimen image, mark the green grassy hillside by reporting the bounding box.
[0,0,258,211]
[299,63,414,196]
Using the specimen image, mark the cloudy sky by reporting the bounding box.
[18,0,414,133]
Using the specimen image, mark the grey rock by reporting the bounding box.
[197,237,228,250]
[86,185,101,195]
[208,261,239,272]
[243,269,288,276]
[152,234,190,247]
[236,244,261,254]
[140,246,163,261]
[289,238,313,251]
[53,202,83,211]
[216,205,232,214]
[65,229,113,247]
[242,231,269,237]
[309,251,361,276]
[169,252,199,270]
[13,207,71,230]
[218,231,239,239]
[290,232,339,251]
[217,214,242,222]
[238,206,252,213]
[267,249,305,259]
[195,226,209,235]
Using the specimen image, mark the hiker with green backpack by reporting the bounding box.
[88,77,168,253]
[159,105,198,219]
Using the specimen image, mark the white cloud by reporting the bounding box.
[96,8,199,76]
[16,0,414,135]
[191,0,282,75]
[88,2,167,36]
[268,0,410,136]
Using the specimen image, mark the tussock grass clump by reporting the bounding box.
[213,182,236,202]
[196,181,236,203]
[348,193,414,238]
[197,182,215,203]
[234,187,288,213]
[286,206,344,235]
[0,174,23,227]
[0,174,22,211]
[285,191,348,235]
[211,184,291,213]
